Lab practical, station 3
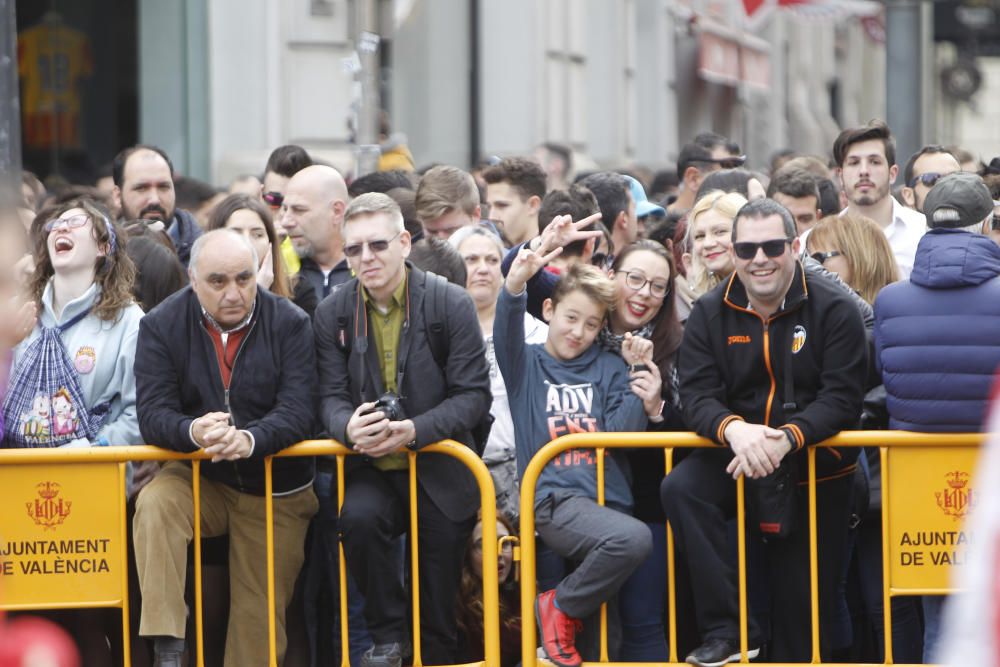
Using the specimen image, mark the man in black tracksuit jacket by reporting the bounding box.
[661,199,866,666]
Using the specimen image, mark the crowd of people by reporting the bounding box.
[1,121,999,667]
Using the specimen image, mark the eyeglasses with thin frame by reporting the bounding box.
[343,232,402,258]
[811,250,843,265]
[907,172,944,189]
[621,270,670,298]
[44,214,91,233]
[262,191,284,208]
[732,238,792,260]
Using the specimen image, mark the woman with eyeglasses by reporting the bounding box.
[10,198,144,450]
[602,238,698,661]
[206,193,318,316]
[806,214,899,305]
[5,197,144,665]
[805,213,918,662]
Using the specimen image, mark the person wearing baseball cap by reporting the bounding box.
[623,175,665,239]
[874,170,1000,662]
[922,171,995,233]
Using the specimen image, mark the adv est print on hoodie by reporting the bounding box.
[494,289,646,513]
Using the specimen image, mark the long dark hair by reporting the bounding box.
[455,512,520,665]
[30,197,136,321]
[206,193,293,299]
[611,239,684,377]
[126,235,188,312]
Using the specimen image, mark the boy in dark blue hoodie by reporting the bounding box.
[496,245,659,667]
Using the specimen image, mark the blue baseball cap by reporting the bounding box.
[623,175,666,219]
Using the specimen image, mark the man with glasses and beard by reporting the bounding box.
[112,144,201,266]
[660,199,867,666]
[314,193,491,667]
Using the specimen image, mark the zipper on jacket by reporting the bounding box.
[201,317,257,493]
[225,320,256,493]
[761,321,776,426]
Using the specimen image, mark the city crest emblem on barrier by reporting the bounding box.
[935,471,976,521]
[26,481,72,530]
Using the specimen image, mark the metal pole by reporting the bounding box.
[885,0,923,169]
[353,0,381,177]
[0,0,22,181]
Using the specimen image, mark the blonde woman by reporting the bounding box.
[806,214,900,305]
[677,190,748,318]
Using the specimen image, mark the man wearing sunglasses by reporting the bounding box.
[668,135,746,216]
[261,145,314,275]
[662,198,867,666]
[315,193,491,667]
[899,145,960,214]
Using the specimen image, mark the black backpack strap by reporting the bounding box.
[422,271,450,368]
[329,282,358,355]
[420,270,493,454]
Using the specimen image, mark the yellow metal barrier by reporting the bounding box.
[518,431,986,667]
[0,439,501,667]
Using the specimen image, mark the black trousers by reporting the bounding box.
[339,465,475,664]
[660,448,854,662]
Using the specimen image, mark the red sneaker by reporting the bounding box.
[535,589,583,667]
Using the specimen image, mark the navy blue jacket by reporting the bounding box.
[495,288,647,513]
[874,229,1000,432]
[135,286,317,495]
[166,208,202,267]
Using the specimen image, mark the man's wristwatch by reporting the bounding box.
[783,428,797,452]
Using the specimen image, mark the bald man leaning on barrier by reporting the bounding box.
[279,164,352,301]
[133,229,319,667]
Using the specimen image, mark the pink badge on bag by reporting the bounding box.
[74,346,96,374]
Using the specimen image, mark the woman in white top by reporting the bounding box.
[450,225,547,522]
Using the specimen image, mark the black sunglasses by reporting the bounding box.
[698,155,747,170]
[907,172,943,189]
[263,191,284,208]
[343,232,402,258]
[733,238,791,260]
[811,250,842,265]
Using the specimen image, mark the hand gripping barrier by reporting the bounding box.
[0,439,501,667]
[518,431,985,667]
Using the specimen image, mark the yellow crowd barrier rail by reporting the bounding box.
[0,439,500,667]
[519,431,986,667]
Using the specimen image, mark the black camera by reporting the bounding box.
[363,392,404,422]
